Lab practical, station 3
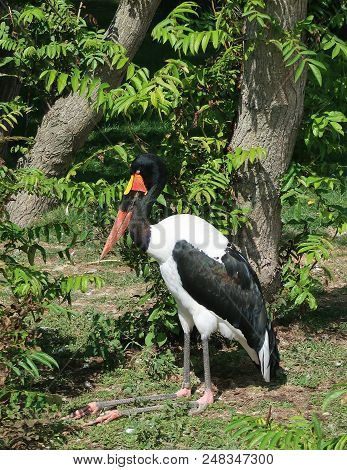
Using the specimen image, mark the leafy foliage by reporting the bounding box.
[152,2,229,55]
[0,164,110,417]
[130,347,179,381]
[0,0,128,164]
[0,299,57,386]
[83,311,122,366]
[226,412,347,449]
[0,98,31,134]
[0,0,127,100]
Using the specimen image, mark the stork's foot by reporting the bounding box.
[189,389,214,415]
[63,401,100,420]
[63,394,208,425]
[175,387,191,398]
[84,409,122,427]
[80,403,179,426]
[197,389,214,405]
[62,391,189,423]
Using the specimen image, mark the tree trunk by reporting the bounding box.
[229,0,308,300]
[7,0,161,226]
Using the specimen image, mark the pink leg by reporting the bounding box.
[85,403,182,426]
[189,389,214,415]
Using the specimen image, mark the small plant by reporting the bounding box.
[84,310,122,367]
[226,410,347,450]
[0,299,58,386]
[134,402,191,449]
[322,383,347,411]
[133,348,180,381]
[280,161,346,311]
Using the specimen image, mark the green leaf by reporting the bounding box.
[71,70,80,93]
[294,60,306,82]
[27,246,36,266]
[307,59,326,70]
[145,331,155,347]
[96,90,106,109]
[116,57,128,70]
[323,389,347,410]
[156,332,167,347]
[30,351,59,369]
[22,358,40,378]
[286,53,301,67]
[18,7,45,24]
[156,194,167,206]
[19,360,38,378]
[332,44,340,59]
[308,63,322,86]
[126,63,135,80]
[57,73,68,94]
[46,70,57,91]
[211,30,220,49]
[150,90,158,108]
[295,291,308,305]
[79,77,90,96]
[201,31,210,52]
[330,121,344,135]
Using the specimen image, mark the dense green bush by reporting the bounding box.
[0,165,108,416]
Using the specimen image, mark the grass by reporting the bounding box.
[282,339,345,388]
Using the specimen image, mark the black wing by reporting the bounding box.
[172,240,269,352]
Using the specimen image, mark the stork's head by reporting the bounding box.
[100,153,167,259]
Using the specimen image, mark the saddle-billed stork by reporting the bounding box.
[68,153,279,425]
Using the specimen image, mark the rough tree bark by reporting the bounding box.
[229,0,308,299]
[7,0,161,226]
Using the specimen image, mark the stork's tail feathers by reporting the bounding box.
[258,323,280,382]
